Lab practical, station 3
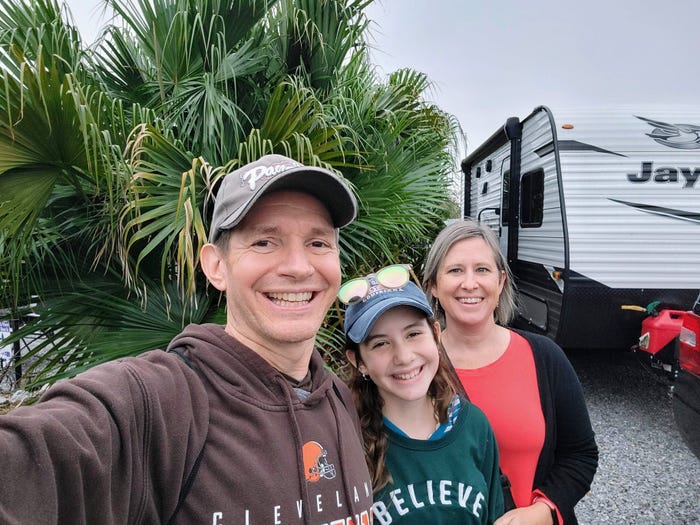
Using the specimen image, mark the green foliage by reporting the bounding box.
[0,0,463,389]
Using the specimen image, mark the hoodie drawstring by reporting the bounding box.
[276,376,314,525]
[326,389,359,520]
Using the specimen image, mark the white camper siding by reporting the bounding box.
[516,109,565,267]
[469,142,510,232]
[552,107,700,289]
[462,105,700,350]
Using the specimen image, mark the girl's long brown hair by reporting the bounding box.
[341,316,461,492]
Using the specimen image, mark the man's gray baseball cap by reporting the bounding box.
[208,154,358,242]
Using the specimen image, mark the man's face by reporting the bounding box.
[211,190,341,353]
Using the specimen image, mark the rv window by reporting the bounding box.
[501,169,510,225]
[520,168,544,227]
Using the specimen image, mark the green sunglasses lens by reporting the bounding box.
[338,278,369,304]
[338,265,413,305]
[376,265,410,289]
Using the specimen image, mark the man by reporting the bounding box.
[0,154,373,524]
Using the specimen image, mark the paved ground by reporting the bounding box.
[567,347,700,525]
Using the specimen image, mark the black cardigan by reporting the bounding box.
[515,329,599,525]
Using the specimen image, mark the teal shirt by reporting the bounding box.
[373,398,504,524]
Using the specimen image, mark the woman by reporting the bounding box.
[423,220,598,525]
[340,265,504,524]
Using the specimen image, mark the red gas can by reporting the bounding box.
[639,309,686,355]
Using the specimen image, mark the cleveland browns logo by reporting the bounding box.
[302,441,337,482]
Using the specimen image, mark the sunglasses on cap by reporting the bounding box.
[337,264,421,305]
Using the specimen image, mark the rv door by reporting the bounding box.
[499,157,511,255]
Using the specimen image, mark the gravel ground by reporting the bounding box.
[566,347,700,525]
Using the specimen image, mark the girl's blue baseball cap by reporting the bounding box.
[343,280,433,343]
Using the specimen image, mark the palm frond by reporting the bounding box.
[0,0,464,382]
[120,124,211,299]
[97,0,274,161]
[271,0,372,92]
[1,274,214,388]
[0,0,86,77]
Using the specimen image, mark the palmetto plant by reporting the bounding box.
[0,0,461,388]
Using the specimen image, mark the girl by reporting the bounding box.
[340,265,504,524]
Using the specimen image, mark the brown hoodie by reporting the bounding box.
[0,323,373,524]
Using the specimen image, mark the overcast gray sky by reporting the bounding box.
[66,0,700,153]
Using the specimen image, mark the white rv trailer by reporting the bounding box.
[461,106,700,351]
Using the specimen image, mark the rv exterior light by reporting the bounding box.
[552,270,562,280]
[680,325,696,348]
[562,124,574,130]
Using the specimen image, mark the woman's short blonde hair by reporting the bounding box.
[422,219,517,326]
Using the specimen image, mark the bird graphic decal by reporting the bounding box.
[636,115,700,149]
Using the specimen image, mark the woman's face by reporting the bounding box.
[430,237,505,329]
[356,306,439,408]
